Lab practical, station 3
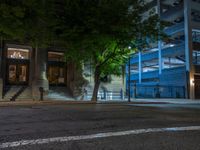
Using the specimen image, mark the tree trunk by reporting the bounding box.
[91,67,101,102]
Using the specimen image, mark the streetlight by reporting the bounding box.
[128,46,131,102]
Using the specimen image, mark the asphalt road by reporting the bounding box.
[0,103,200,150]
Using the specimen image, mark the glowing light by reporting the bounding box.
[169,44,175,47]
[190,79,194,86]
[10,52,24,59]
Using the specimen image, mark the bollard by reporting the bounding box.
[39,87,44,101]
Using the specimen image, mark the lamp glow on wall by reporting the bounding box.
[190,78,195,86]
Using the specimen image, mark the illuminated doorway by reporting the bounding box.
[47,51,65,85]
[7,63,29,85]
[48,66,65,85]
[6,47,30,85]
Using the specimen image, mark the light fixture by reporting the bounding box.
[10,51,24,59]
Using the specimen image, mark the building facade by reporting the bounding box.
[0,42,124,101]
[0,42,86,101]
[126,0,200,99]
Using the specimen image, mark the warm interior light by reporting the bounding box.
[10,52,24,59]
[7,48,29,59]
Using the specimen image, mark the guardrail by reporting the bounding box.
[130,44,185,64]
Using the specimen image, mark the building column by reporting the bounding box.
[157,0,162,75]
[158,41,162,75]
[32,47,49,100]
[184,0,194,99]
[138,51,142,83]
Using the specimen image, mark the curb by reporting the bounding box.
[0,100,169,107]
[1,99,200,107]
[0,100,96,107]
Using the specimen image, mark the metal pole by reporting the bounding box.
[157,0,162,75]
[133,81,136,98]
[138,51,142,83]
[184,0,194,99]
[128,56,131,102]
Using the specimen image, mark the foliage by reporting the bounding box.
[48,0,165,100]
[0,0,53,47]
[0,0,167,101]
[0,0,25,40]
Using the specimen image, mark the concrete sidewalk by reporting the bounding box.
[133,98,200,104]
[97,98,200,104]
[0,100,96,107]
[0,98,200,107]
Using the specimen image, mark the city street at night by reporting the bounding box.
[0,102,200,150]
[1,0,200,149]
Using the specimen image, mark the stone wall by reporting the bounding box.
[32,48,49,100]
[0,42,87,100]
[66,62,87,98]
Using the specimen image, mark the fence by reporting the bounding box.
[84,89,125,101]
[84,85,186,101]
[128,84,186,99]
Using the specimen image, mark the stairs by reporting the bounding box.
[85,75,125,101]
[15,87,32,101]
[3,86,21,101]
[45,86,75,101]
[3,86,32,101]
[85,89,124,101]
[3,86,74,101]
[102,76,124,100]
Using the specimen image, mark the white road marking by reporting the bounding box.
[1,126,200,149]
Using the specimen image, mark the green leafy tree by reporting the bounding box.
[50,0,165,101]
[0,0,26,40]
[0,0,53,48]
[0,0,166,101]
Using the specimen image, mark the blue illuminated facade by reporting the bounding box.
[126,0,200,99]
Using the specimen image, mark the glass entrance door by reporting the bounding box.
[7,63,29,85]
[47,66,65,85]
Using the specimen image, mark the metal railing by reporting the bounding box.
[83,89,125,101]
[83,84,186,101]
[127,84,186,99]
